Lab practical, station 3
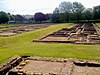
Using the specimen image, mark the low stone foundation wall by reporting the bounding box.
[0,56,22,75]
[0,56,100,75]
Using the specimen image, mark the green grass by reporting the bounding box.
[0,24,22,30]
[0,23,100,64]
[96,23,100,27]
[0,24,20,28]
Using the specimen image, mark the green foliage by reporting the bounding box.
[93,5,100,19]
[0,11,9,23]
[52,1,100,22]
[72,2,85,22]
[8,13,15,21]
[59,1,73,22]
[34,12,47,22]
[13,14,25,23]
[84,8,93,21]
[52,8,61,23]
[52,1,85,23]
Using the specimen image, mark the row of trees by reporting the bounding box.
[52,1,100,23]
[0,11,48,24]
[0,1,100,23]
[0,11,26,24]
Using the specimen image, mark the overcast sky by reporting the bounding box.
[0,0,100,15]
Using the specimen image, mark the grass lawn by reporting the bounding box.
[0,24,21,27]
[0,23,100,64]
[0,24,23,30]
[97,23,100,27]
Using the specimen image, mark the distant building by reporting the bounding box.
[8,20,15,24]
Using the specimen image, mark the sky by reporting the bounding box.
[0,0,100,15]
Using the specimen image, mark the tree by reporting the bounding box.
[14,14,24,22]
[34,12,47,23]
[45,13,52,22]
[59,13,66,22]
[45,14,50,20]
[84,8,93,21]
[52,8,61,23]
[0,11,9,24]
[8,13,15,21]
[93,5,100,20]
[72,2,85,22]
[59,1,72,22]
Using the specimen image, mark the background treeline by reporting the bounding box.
[0,1,100,24]
[52,1,100,23]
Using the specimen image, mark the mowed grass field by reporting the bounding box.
[0,23,100,64]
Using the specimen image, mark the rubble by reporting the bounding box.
[0,56,99,75]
